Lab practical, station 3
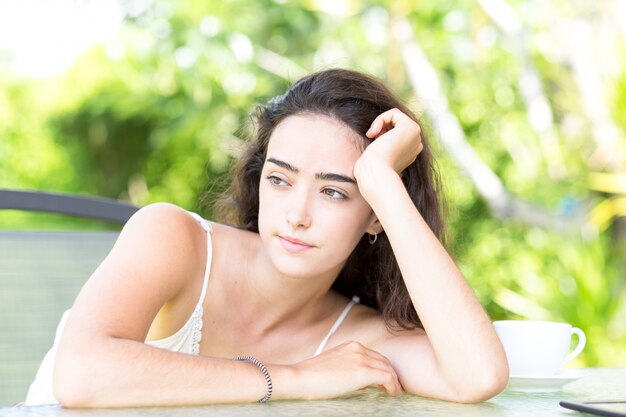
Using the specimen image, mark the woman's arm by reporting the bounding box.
[53,203,401,407]
[353,109,509,403]
[53,203,273,406]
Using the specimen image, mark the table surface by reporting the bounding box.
[1,367,624,417]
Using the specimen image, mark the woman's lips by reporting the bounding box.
[279,236,314,253]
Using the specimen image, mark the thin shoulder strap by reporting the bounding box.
[187,211,213,306]
[313,296,360,357]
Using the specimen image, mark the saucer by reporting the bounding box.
[506,369,589,393]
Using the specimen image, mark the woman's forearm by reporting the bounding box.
[359,166,507,391]
[53,335,406,407]
[54,337,293,407]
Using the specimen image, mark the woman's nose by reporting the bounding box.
[286,190,312,229]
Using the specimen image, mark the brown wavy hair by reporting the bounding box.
[213,68,445,330]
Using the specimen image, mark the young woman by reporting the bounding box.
[26,68,508,407]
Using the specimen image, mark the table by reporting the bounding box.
[1,367,624,417]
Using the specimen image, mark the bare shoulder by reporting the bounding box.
[63,203,214,341]
[127,203,256,245]
[114,203,204,274]
[206,219,261,270]
[118,204,256,288]
[124,202,200,239]
[207,219,258,246]
[132,203,260,267]
[342,304,426,348]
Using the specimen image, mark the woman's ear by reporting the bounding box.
[366,214,384,235]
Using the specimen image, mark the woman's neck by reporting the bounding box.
[226,236,345,336]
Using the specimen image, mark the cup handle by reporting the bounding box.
[563,327,586,364]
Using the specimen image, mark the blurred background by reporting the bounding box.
[1,0,625,372]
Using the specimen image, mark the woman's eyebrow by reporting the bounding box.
[266,157,356,184]
[316,172,356,184]
[267,157,299,173]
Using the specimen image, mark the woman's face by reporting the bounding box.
[258,113,378,280]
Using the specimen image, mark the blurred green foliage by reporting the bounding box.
[1,0,625,366]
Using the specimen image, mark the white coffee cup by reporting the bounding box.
[493,320,586,377]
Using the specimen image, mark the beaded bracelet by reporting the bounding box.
[234,356,273,403]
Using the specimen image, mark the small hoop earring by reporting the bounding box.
[368,233,378,245]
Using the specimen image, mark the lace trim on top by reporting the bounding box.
[190,305,204,354]
[188,212,212,355]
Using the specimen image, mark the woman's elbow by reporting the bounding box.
[454,363,509,403]
[53,357,96,408]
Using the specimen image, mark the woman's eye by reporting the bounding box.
[267,175,288,186]
[323,188,347,200]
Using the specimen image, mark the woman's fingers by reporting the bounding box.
[368,367,402,396]
[359,108,424,177]
[344,341,393,371]
[299,342,402,398]
[366,108,399,138]
[366,108,420,139]
[311,341,403,398]
[369,365,402,396]
[366,114,386,138]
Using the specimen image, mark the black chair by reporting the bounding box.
[0,189,138,223]
[0,189,139,406]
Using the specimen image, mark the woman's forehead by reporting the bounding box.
[266,114,364,170]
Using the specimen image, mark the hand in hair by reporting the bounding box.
[353,108,423,200]
[361,108,423,172]
[280,341,402,400]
